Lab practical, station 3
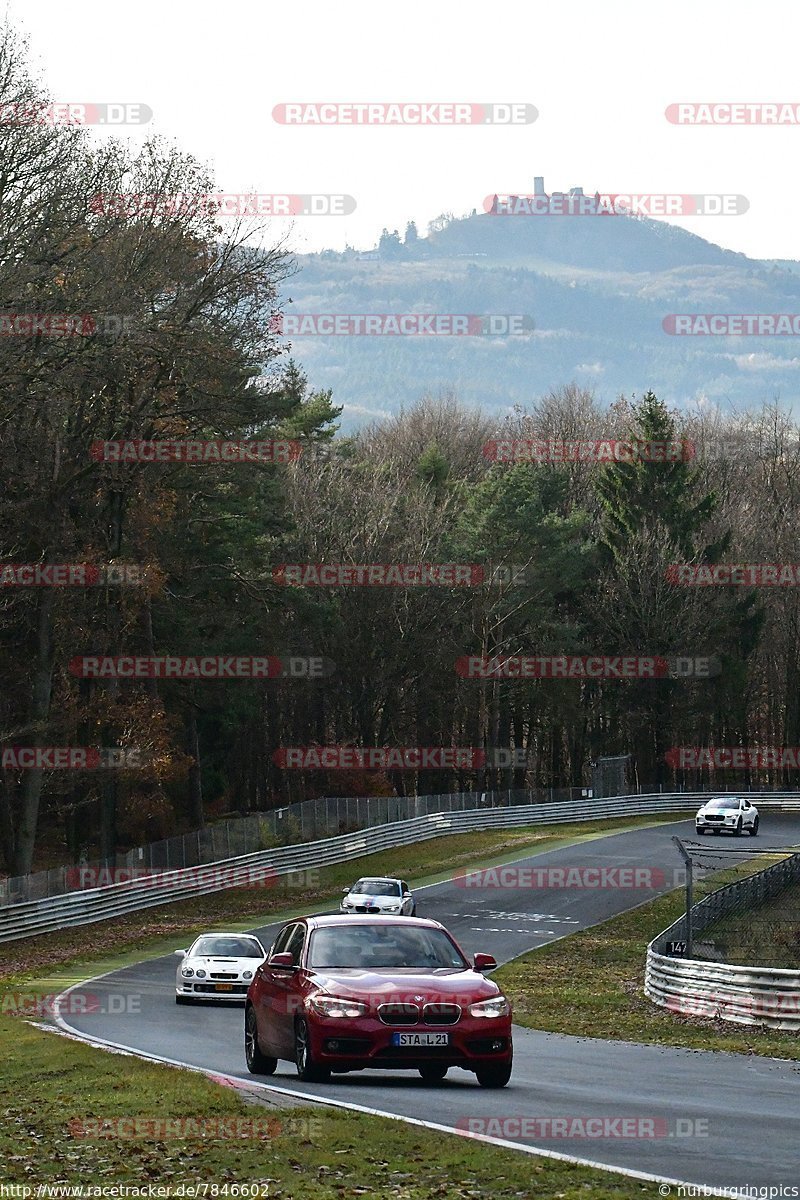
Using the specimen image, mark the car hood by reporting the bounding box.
[344,893,402,907]
[307,967,501,1004]
[697,805,738,814]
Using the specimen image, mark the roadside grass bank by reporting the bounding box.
[0,813,690,983]
[1,1007,665,1196]
[497,858,800,1060]
[697,878,800,969]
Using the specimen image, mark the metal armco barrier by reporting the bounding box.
[2,791,799,944]
[645,851,800,1031]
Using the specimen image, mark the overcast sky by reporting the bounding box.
[8,0,799,261]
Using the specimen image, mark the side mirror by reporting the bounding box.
[473,952,497,974]
[174,949,186,958]
[269,952,296,970]
[342,887,351,894]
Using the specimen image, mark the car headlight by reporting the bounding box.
[306,995,369,1018]
[469,996,511,1018]
[181,967,194,977]
[242,970,253,980]
[385,905,401,912]
[195,969,206,979]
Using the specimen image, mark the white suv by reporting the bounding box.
[695,796,759,837]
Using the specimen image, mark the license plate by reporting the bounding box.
[215,983,234,992]
[391,1032,449,1047]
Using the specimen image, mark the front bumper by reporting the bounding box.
[306,1013,512,1071]
[696,816,739,830]
[176,981,250,1000]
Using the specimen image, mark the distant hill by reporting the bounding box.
[279,200,800,428]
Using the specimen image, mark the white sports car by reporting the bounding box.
[695,796,759,837]
[340,876,417,916]
[174,932,267,1004]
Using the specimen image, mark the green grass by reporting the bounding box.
[496,858,800,1060]
[696,879,800,968]
[0,1011,668,1195]
[1,813,689,985]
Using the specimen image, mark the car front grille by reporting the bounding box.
[210,972,239,980]
[378,1003,420,1025]
[422,1003,461,1025]
[377,1002,461,1026]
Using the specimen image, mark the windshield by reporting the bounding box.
[191,936,263,958]
[351,879,401,896]
[308,925,467,970]
[706,798,740,810]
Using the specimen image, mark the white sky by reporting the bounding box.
[7,0,800,260]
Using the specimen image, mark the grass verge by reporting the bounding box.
[698,879,800,968]
[0,1014,665,1196]
[496,858,800,1060]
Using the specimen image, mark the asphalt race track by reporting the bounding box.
[54,817,800,1193]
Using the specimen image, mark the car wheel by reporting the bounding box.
[475,1060,512,1088]
[411,903,417,917]
[735,817,743,836]
[245,1005,277,1075]
[696,828,706,836]
[176,995,193,1005]
[750,816,759,836]
[294,1017,330,1082]
[418,1063,448,1082]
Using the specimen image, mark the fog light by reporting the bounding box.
[491,1040,503,1051]
[327,1040,340,1052]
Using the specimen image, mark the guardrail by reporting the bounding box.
[645,852,800,1031]
[2,790,800,945]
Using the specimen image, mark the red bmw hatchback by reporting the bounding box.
[244,914,512,1087]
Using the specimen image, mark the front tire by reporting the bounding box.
[418,1063,448,1082]
[696,828,706,836]
[245,1005,277,1075]
[294,1018,330,1082]
[475,1059,512,1088]
[176,995,192,1005]
[735,817,743,836]
[750,816,760,836]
